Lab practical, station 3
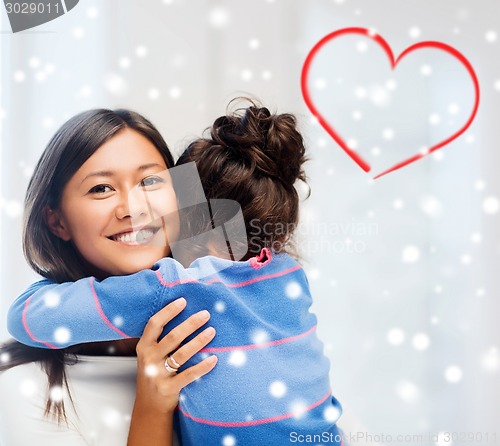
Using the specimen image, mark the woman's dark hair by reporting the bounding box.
[176,99,309,259]
[0,108,174,423]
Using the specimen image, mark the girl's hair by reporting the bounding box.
[176,99,309,259]
[0,108,174,423]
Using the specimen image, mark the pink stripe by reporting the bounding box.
[178,391,332,427]
[22,296,58,349]
[200,325,317,353]
[89,278,130,338]
[156,264,302,289]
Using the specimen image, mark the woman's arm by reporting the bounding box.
[128,297,218,446]
[7,258,179,349]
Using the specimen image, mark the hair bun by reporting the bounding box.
[209,101,307,186]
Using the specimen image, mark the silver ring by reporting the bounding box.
[164,357,179,374]
[169,355,181,369]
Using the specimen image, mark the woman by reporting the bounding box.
[0,108,217,445]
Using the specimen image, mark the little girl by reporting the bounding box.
[8,103,345,445]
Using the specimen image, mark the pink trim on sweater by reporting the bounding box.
[156,264,302,289]
[89,277,131,339]
[22,296,58,349]
[178,391,332,427]
[200,325,317,353]
[249,247,273,270]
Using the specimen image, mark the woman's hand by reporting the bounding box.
[127,297,217,446]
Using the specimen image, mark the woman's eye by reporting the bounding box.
[89,184,113,194]
[140,176,164,188]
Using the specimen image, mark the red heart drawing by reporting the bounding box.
[301,27,480,179]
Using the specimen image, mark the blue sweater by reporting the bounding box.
[8,249,344,445]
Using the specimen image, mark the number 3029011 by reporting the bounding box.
[4,3,60,14]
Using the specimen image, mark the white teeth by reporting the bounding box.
[114,229,155,244]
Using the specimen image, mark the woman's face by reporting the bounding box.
[51,128,178,278]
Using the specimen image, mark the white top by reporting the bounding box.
[0,355,180,446]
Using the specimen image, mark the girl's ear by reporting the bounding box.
[43,206,71,241]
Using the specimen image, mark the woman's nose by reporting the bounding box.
[115,188,152,220]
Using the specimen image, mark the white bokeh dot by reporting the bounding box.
[251,329,270,345]
[44,63,55,75]
[209,8,230,28]
[5,200,22,218]
[144,364,159,377]
[262,70,272,80]
[228,350,247,367]
[1,352,10,363]
[393,198,404,210]
[285,281,302,299]
[87,7,98,18]
[43,290,61,308]
[429,113,441,125]
[485,30,497,43]
[402,245,420,263]
[412,333,430,351]
[135,45,148,58]
[104,73,128,96]
[14,70,26,82]
[323,405,341,423]
[20,379,37,397]
[49,386,64,402]
[385,79,397,90]
[248,38,260,49]
[483,196,499,214]
[382,128,394,140]
[460,254,472,265]
[222,435,236,446]
[119,57,131,69]
[396,380,420,403]
[420,195,442,217]
[356,41,368,52]
[269,380,287,398]
[347,138,358,149]
[101,407,122,428]
[470,232,482,243]
[387,327,405,346]
[148,88,160,100]
[475,180,486,191]
[444,365,463,383]
[290,400,307,419]
[420,64,432,76]
[435,432,452,446]
[409,26,421,38]
[54,327,71,344]
[315,78,327,90]
[241,69,253,81]
[113,315,124,327]
[169,86,182,99]
[354,86,367,98]
[433,151,444,161]
[448,103,460,115]
[73,27,85,39]
[214,300,226,313]
[481,347,499,372]
[29,57,40,68]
